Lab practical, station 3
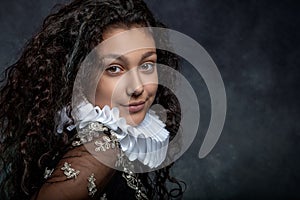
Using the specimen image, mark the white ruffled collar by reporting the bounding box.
[74,102,169,168]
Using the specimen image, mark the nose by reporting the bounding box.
[126,69,144,97]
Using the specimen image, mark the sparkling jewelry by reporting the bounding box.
[117,151,148,200]
[122,169,148,200]
[87,173,97,196]
[43,167,54,179]
[60,162,80,179]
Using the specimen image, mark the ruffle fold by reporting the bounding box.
[74,102,169,168]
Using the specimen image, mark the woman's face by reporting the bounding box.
[95,27,158,126]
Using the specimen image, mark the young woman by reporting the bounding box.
[0,0,184,199]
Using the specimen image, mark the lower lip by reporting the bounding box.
[128,103,145,113]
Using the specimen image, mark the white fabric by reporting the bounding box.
[74,102,169,168]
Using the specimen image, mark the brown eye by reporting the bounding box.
[106,65,123,74]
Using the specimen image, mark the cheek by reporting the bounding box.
[95,78,115,107]
[142,71,158,97]
[146,83,158,98]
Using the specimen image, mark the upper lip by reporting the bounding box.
[126,100,145,106]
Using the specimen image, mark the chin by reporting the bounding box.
[124,112,147,127]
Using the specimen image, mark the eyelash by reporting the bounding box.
[139,62,155,73]
[105,62,156,75]
[105,65,123,74]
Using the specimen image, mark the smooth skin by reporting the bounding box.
[95,27,158,126]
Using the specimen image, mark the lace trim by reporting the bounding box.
[44,122,149,199]
[115,151,148,200]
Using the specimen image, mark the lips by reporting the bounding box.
[125,101,146,113]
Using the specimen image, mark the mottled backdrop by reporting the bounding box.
[0,0,299,199]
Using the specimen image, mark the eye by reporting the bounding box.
[105,65,123,75]
[139,62,155,73]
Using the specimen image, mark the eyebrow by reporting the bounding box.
[101,51,157,63]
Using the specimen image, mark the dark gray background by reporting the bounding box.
[0,0,299,199]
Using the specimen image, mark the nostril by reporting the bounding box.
[127,85,144,97]
[125,69,144,96]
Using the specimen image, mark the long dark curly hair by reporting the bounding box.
[0,0,184,199]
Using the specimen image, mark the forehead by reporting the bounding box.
[97,28,156,58]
